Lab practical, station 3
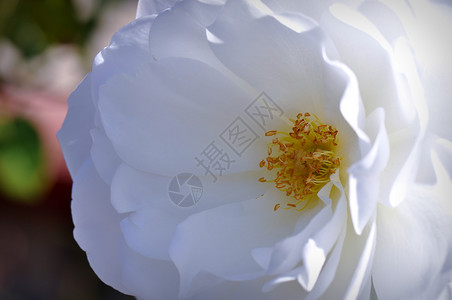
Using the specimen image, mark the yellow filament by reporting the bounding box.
[259,113,340,211]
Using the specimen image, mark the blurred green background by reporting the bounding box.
[0,0,137,298]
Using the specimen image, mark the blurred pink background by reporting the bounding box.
[0,0,138,298]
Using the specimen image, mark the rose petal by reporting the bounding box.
[207,0,330,116]
[120,206,177,260]
[112,163,267,261]
[148,0,254,97]
[262,0,363,23]
[322,5,424,208]
[110,162,265,215]
[304,228,346,300]
[372,183,452,299]
[57,74,95,178]
[98,57,263,175]
[347,108,389,234]
[149,0,224,63]
[185,276,308,300]
[432,138,452,213]
[343,220,376,300]
[169,194,299,298]
[91,16,155,99]
[373,139,452,298]
[321,47,370,170]
[322,3,416,132]
[266,173,347,278]
[71,158,130,294]
[120,244,180,299]
[72,156,183,299]
[261,228,346,299]
[319,219,376,300]
[117,168,269,261]
[136,0,177,17]
[377,37,427,206]
[358,1,406,45]
[90,128,121,184]
[260,175,349,298]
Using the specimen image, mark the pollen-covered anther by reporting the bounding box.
[259,112,341,211]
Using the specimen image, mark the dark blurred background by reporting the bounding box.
[0,0,138,298]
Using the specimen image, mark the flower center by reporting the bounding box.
[259,113,341,211]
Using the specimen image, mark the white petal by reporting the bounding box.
[71,158,130,294]
[418,2,452,142]
[207,0,330,116]
[119,242,180,300]
[136,0,177,17]
[379,116,421,207]
[261,177,348,298]
[185,279,239,300]
[98,57,262,176]
[234,276,308,300]
[304,176,347,286]
[111,163,173,214]
[110,162,265,215]
[319,219,376,300]
[321,3,417,132]
[322,4,424,208]
[438,282,452,300]
[110,162,266,262]
[343,220,376,300]
[179,0,227,27]
[265,214,375,299]
[262,0,363,23]
[115,168,273,262]
[358,1,406,45]
[304,228,347,300]
[321,47,370,173]
[186,276,308,300]
[372,183,452,299]
[149,2,214,62]
[90,128,121,184]
[72,157,183,299]
[298,239,326,291]
[149,0,224,62]
[120,207,177,260]
[378,1,452,125]
[169,194,298,298]
[265,205,331,276]
[57,75,95,179]
[348,108,389,234]
[91,16,155,98]
[432,138,452,213]
[378,37,428,206]
[148,0,253,94]
[265,173,347,284]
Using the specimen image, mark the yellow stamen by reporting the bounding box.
[265,130,278,136]
[260,113,341,212]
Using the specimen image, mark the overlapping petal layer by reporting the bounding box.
[58,0,452,299]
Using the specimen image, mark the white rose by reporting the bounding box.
[58,0,452,299]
